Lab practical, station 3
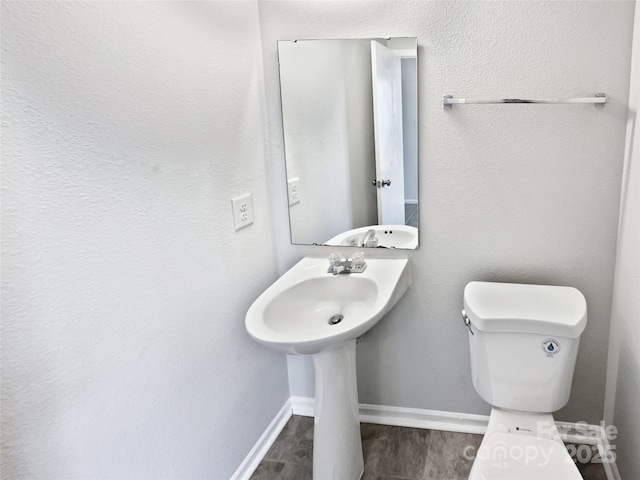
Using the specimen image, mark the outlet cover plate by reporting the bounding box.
[231,193,254,231]
[288,177,300,206]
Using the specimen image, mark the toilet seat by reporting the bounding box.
[469,431,583,479]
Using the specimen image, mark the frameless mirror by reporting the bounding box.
[278,37,418,249]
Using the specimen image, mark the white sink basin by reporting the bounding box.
[326,225,418,249]
[245,255,411,480]
[246,256,411,355]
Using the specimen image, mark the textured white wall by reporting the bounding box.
[260,1,634,424]
[604,2,640,478]
[1,2,288,479]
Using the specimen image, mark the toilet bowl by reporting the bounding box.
[463,281,587,480]
[469,408,582,479]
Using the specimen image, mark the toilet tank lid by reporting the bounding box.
[463,281,587,338]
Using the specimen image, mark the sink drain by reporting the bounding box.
[328,314,344,325]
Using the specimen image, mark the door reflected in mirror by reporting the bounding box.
[278,37,418,249]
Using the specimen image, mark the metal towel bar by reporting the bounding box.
[443,93,606,109]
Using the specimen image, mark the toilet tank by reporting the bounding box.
[464,281,587,413]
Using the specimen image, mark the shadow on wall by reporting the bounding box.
[611,342,640,479]
[620,108,636,222]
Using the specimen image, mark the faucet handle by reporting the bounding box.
[352,252,365,268]
[328,252,343,266]
[351,251,367,273]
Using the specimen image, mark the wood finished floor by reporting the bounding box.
[250,415,608,480]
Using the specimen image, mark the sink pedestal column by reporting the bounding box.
[312,339,364,480]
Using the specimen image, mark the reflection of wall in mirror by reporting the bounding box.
[279,39,377,244]
[401,57,418,208]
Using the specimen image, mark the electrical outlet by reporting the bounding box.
[288,177,300,206]
[231,193,254,231]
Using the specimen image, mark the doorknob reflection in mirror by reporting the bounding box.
[372,179,392,188]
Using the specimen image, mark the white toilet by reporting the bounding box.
[463,281,587,479]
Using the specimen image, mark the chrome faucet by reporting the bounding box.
[327,252,367,275]
[361,229,377,247]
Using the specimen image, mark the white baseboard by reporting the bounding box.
[230,399,292,480]
[242,397,621,480]
[292,395,489,434]
[601,432,622,480]
[289,395,315,417]
[359,402,490,434]
[603,458,621,480]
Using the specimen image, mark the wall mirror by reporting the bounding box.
[278,37,418,249]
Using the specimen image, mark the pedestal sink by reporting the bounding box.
[245,255,411,479]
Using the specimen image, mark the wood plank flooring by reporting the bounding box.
[250,415,608,480]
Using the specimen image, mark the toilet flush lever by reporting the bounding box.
[462,310,474,335]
